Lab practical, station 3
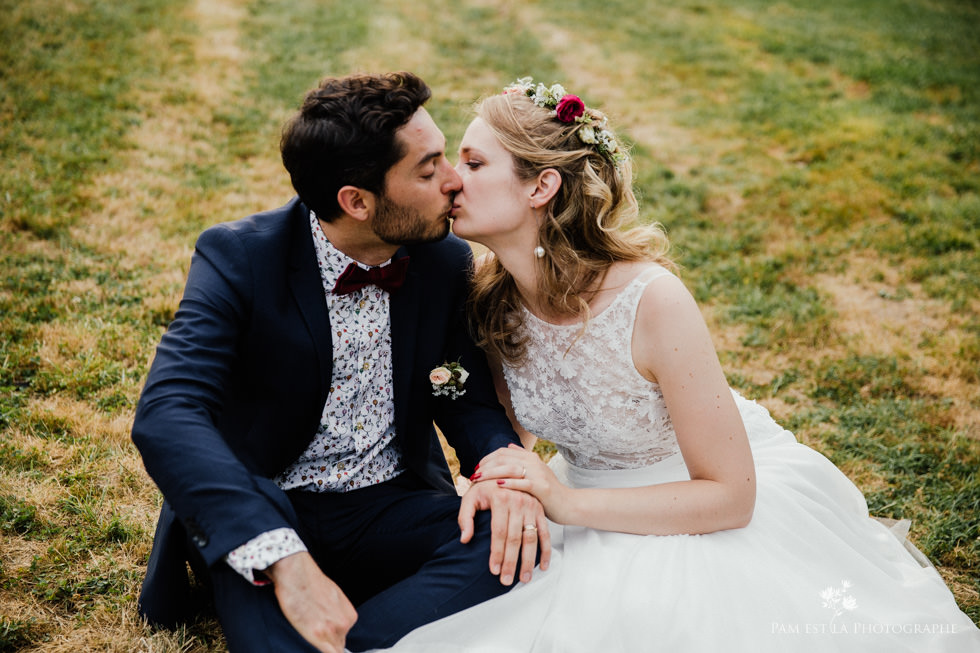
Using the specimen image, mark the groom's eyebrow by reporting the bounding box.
[412,136,448,170]
[413,150,443,169]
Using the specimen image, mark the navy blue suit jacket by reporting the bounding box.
[132,197,518,626]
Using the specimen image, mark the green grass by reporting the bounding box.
[0,0,189,238]
[1,0,978,649]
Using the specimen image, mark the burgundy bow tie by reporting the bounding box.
[332,257,410,295]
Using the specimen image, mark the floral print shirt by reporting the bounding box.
[224,211,405,583]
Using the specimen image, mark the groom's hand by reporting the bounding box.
[264,551,358,653]
[459,481,551,585]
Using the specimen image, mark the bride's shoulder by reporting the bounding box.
[629,266,707,382]
[607,261,677,288]
[634,265,698,322]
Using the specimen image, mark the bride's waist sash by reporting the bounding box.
[550,451,690,490]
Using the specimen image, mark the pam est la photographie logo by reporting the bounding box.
[820,579,858,623]
[770,580,859,635]
[770,581,961,637]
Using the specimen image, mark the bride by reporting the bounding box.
[371,79,979,652]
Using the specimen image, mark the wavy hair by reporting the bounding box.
[469,90,673,365]
[280,71,431,221]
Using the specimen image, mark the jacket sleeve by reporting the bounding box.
[431,243,520,475]
[132,224,295,567]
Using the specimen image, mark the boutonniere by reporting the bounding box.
[430,361,469,400]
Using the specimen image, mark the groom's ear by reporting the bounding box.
[337,185,377,222]
[530,168,562,208]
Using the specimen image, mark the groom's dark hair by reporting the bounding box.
[280,71,432,221]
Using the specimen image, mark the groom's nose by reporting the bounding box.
[439,156,463,195]
[442,160,462,195]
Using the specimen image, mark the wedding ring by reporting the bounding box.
[523,524,537,533]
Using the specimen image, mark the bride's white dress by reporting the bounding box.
[378,266,980,652]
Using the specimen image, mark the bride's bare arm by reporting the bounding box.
[475,251,537,451]
[474,275,755,536]
[488,355,537,450]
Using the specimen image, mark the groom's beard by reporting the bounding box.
[372,194,451,246]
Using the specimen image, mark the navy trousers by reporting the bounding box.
[210,472,516,652]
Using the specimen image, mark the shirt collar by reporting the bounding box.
[309,210,395,291]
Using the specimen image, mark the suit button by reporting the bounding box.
[185,518,209,548]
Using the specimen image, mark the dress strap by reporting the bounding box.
[634,264,673,286]
[627,264,675,333]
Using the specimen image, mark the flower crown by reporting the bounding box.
[502,77,626,166]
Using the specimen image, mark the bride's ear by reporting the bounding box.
[529,168,562,209]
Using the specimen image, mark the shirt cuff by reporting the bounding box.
[224,527,308,585]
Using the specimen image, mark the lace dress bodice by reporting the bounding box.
[502,266,679,470]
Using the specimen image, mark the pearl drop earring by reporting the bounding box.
[531,200,545,258]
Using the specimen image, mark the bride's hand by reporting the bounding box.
[474,444,573,523]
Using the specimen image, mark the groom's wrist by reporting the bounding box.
[225,527,308,585]
[263,550,317,586]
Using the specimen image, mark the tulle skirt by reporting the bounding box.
[373,394,980,652]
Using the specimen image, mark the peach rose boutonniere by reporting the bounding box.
[430,361,469,399]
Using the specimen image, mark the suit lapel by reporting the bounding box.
[389,246,419,433]
[287,204,333,395]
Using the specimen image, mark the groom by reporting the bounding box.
[132,71,548,652]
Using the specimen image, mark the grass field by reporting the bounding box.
[1,0,978,649]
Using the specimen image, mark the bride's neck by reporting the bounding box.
[485,242,546,309]
[485,239,617,322]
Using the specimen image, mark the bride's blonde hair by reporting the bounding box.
[469,90,673,366]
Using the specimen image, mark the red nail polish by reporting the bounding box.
[470,473,481,481]
[475,464,480,471]
[497,479,505,485]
